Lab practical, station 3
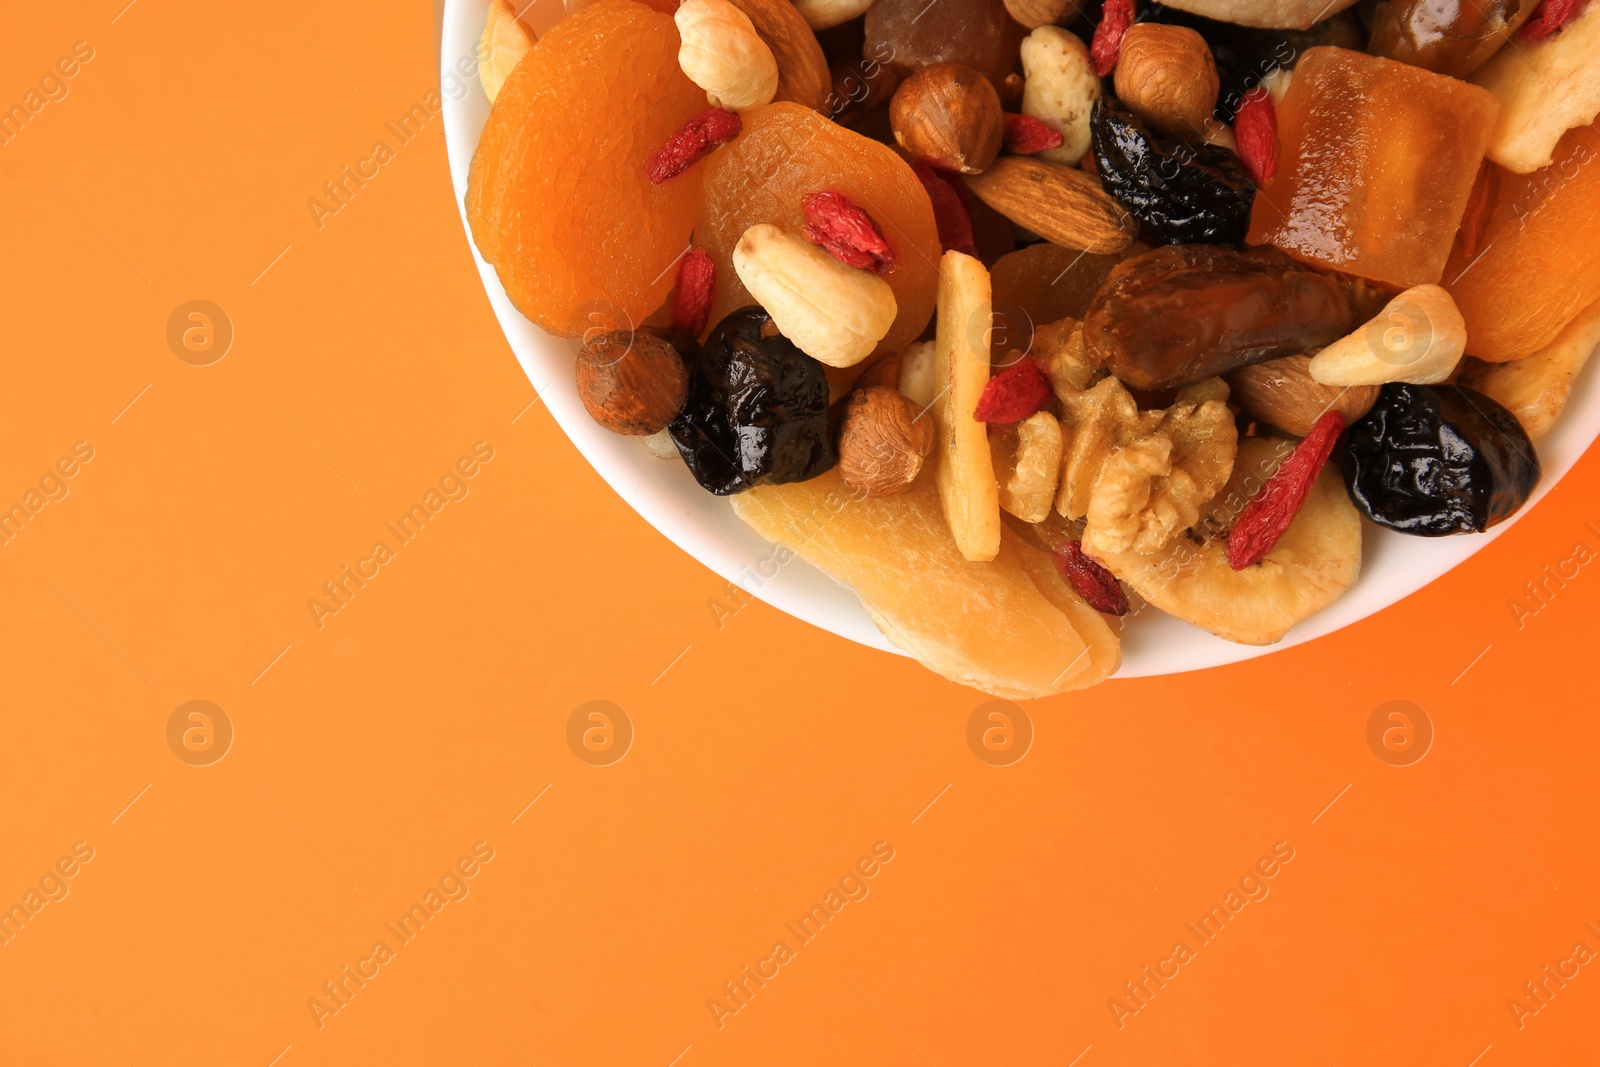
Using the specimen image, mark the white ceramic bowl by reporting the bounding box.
[440,1,1600,678]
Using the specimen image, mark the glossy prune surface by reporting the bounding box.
[1342,383,1540,536]
[669,307,836,495]
[1089,99,1254,246]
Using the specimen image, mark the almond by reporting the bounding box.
[963,157,1136,254]
[727,0,831,111]
[1227,355,1377,438]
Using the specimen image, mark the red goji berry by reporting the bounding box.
[1234,87,1278,186]
[647,108,741,184]
[1092,0,1135,77]
[1002,113,1064,155]
[1056,541,1129,616]
[911,161,976,256]
[1227,410,1345,570]
[673,247,715,338]
[974,358,1050,423]
[800,190,899,274]
[1522,0,1589,40]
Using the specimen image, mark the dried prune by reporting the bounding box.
[1090,99,1254,246]
[1084,245,1353,390]
[1342,383,1540,536]
[1135,4,1365,121]
[669,307,836,495]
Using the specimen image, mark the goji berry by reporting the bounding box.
[647,108,741,184]
[673,247,715,337]
[1056,541,1129,616]
[800,191,898,274]
[911,161,976,256]
[1002,113,1064,155]
[1234,87,1278,186]
[974,358,1050,423]
[1522,0,1589,40]
[1091,0,1135,77]
[1227,410,1345,570]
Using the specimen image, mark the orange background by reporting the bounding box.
[4,3,1599,1064]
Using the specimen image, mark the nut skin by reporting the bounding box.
[575,330,689,435]
[837,386,936,496]
[890,63,1004,175]
[1003,0,1084,29]
[1227,354,1378,438]
[1112,24,1220,139]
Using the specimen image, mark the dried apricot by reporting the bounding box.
[696,102,942,357]
[466,1,707,338]
[1443,121,1600,362]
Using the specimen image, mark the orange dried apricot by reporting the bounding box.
[696,101,942,358]
[1444,121,1600,362]
[466,0,706,338]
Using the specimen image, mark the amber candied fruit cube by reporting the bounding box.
[1246,46,1499,289]
[1444,121,1600,362]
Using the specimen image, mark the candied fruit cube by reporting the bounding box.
[1246,46,1499,289]
[1444,121,1600,362]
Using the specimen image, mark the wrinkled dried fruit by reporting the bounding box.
[1342,383,1541,535]
[801,190,898,273]
[649,108,743,184]
[466,0,708,338]
[1090,98,1255,245]
[1233,86,1277,184]
[669,307,836,494]
[1084,244,1354,389]
[1523,0,1587,40]
[1369,0,1535,78]
[1056,541,1129,615]
[975,359,1052,423]
[1003,113,1066,154]
[673,247,717,337]
[1092,0,1136,76]
[1227,410,1343,568]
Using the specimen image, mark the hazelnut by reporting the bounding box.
[889,63,1004,175]
[1112,24,1220,139]
[575,330,688,435]
[1226,355,1378,438]
[837,386,935,497]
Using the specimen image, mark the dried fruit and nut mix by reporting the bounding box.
[466,0,1600,697]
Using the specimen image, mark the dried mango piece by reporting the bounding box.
[466,1,706,338]
[732,470,1120,696]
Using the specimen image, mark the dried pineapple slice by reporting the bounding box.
[1095,438,1361,645]
[731,470,1120,697]
[480,0,535,105]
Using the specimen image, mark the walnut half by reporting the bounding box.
[1057,377,1238,556]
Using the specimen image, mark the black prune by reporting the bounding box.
[1135,4,1365,122]
[1089,99,1254,246]
[1342,383,1540,536]
[668,307,836,495]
